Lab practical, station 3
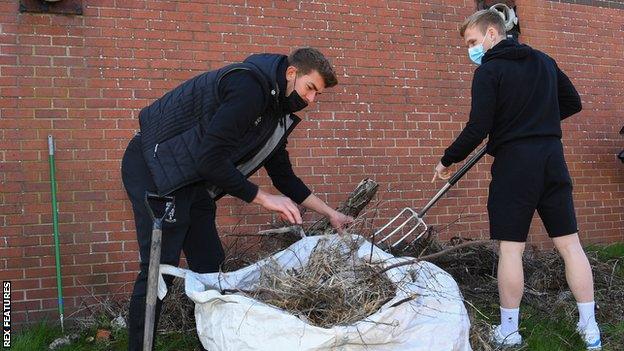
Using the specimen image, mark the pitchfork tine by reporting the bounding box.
[378,208,418,243]
[374,145,487,249]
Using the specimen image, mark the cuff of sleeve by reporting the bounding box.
[291,186,312,205]
[440,155,453,168]
[235,181,259,203]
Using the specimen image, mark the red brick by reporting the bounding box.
[1,0,622,324]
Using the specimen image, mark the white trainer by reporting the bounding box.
[490,324,522,346]
[577,322,602,350]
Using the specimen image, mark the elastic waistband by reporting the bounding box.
[500,135,560,148]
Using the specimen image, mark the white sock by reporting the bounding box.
[500,307,520,336]
[577,301,597,329]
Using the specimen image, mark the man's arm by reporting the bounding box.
[196,70,265,202]
[264,142,312,204]
[556,64,582,120]
[196,70,303,224]
[264,143,353,232]
[300,194,353,233]
[440,67,497,167]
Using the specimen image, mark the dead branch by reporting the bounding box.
[307,178,379,234]
[379,239,492,273]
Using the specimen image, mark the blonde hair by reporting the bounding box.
[460,9,506,37]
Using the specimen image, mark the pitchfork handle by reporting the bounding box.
[448,145,487,186]
[418,145,487,218]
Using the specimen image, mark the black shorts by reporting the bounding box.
[488,137,578,242]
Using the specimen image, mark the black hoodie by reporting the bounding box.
[441,39,582,167]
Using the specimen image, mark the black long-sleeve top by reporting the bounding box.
[441,39,582,167]
[196,60,311,203]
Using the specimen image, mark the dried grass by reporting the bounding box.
[237,236,397,328]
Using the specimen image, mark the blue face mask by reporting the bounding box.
[468,35,488,65]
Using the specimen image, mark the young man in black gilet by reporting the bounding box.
[432,10,601,350]
[121,47,353,350]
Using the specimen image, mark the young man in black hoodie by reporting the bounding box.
[121,47,354,351]
[432,10,601,350]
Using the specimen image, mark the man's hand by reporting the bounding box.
[300,194,354,233]
[327,210,354,234]
[432,161,451,182]
[253,190,302,225]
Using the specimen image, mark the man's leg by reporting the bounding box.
[181,187,225,351]
[540,140,601,349]
[553,232,599,335]
[497,240,526,309]
[496,240,525,340]
[183,194,224,274]
[487,141,540,345]
[126,198,187,351]
[552,234,600,349]
[552,233,594,303]
[122,136,190,351]
[539,142,593,303]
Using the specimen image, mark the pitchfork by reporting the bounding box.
[376,145,487,248]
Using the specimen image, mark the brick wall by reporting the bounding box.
[1,0,622,325]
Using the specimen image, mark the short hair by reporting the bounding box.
[460,9,506,38]
[288,47,338,88]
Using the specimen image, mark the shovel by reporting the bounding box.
[142,192,174,351]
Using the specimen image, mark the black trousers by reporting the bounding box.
[121,134,225,351]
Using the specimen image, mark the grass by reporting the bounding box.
[11,322,198,351]
[466,242,624,351]
[10,322,60,351]
[521,243,624,351]
[470,301,622,351]
[586,243,624,260]
[587,242,624,276]
[469,301,588,350]
[517,307,585,350]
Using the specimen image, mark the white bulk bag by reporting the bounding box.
[158,234,471,351]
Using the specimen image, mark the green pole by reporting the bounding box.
[48,135,64,332]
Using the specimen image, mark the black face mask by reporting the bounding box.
[283,76,308,113]
[285,90,308,113]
